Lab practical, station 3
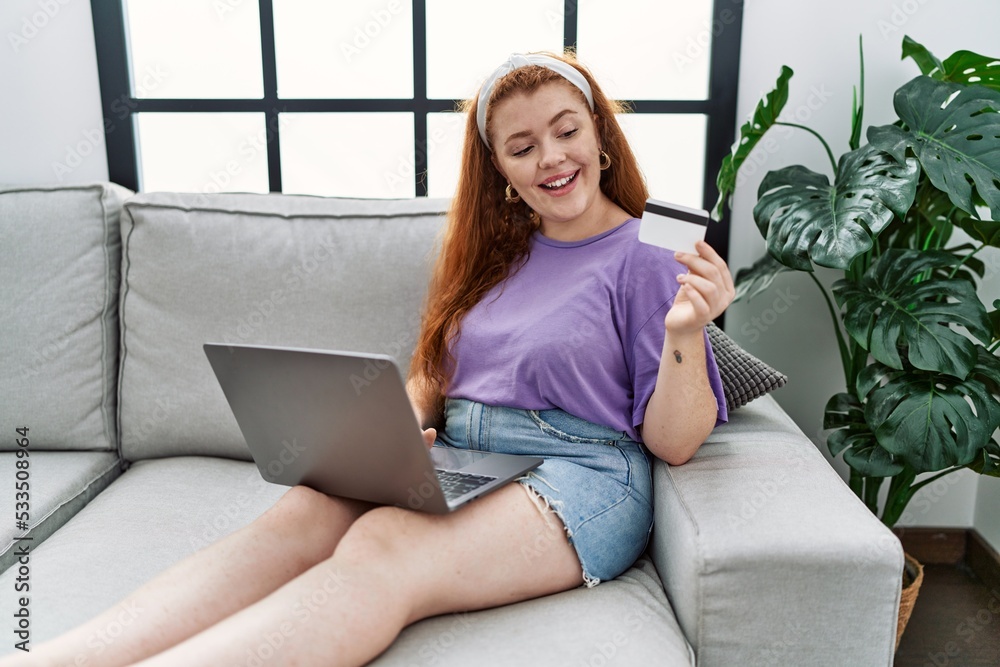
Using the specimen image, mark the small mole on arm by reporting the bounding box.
[673,350,682,363]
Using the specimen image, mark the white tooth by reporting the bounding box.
[545,174,573,188]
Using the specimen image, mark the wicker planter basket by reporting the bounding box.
[895,552,925,651]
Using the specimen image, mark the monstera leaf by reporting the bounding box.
[834,249,991,378]
[903,37,1000,91]
[859,351,1000,474]
[956,218,1000,247]
[868,76,1000,221]
[823,393,903,476]
[713,66,793,220]
[901,36,944,77]
[990,299,1000,344]
[753,144,919,271]
[733,253,794,302]
[967,439,1000,477]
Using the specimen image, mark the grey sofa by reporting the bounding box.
[0,183,904,666]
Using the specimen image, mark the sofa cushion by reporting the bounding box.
[650,395,903,665]
[0,183,132,451]
[118,193,448,461]
[0,451,121,572]
[0,456,693,665]
[372,556,694,666]
[0,457,286,650]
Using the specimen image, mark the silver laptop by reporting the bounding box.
[203,343,542,514]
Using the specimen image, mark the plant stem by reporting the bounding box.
[849,468,864,500]
[774,121,839,175]
[863,476,884,515]
[948,243,985,279]
[808,272,852,385]
[922,228,936,251]
[881,465,918,528]
[907,466,964,495]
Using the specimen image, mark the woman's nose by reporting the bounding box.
[537,141,566,169]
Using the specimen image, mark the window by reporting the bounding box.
[92,0,742,253]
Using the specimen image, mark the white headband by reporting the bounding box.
[476,53,595,146]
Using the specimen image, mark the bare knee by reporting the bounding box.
[259,486,371,564]
[332,505,418,568]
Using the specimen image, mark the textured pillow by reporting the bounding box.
[706,322,787,411]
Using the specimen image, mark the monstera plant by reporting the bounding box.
[714,36,1000,530]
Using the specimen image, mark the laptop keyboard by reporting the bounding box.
[435,469,496,502]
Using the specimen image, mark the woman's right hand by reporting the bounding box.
[422,427,437,449]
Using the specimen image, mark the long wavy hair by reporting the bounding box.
[409,51,649,401]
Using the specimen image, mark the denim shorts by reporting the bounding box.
[436,398,653,587]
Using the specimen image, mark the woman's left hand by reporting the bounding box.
[665,240,735,335]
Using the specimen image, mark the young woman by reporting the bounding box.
[6,52,733,667]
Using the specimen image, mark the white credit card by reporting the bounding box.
[638,198,709,255]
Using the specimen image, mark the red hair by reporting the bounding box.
[409,52,648,405]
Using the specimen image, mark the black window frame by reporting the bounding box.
[91,0,743,263]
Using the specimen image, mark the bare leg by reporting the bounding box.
[129,483,583,667]
[0,487,371,667]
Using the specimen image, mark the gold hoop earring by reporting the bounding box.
[599,150,612,171]
[505,184,521,204]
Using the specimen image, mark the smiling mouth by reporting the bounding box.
[540,171,579,190]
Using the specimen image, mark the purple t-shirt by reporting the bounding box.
[445,217,728,442]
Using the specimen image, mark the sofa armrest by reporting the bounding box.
[649,395,903,667]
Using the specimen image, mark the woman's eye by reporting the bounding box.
[512,146,533,157]
[559,128,578,139]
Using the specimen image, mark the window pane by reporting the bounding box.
[617,114,706,209]
[578,0,713,100]
[124,0,263,99]
[426,112,467,198]
[136,113,270,193]
[274,0,413,98]
[280,113,415,198]
[426,0,563,100]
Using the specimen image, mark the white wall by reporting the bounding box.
[0,0,107,184]
[730,0,1000,546]
[975,476,1000,551]
[1,0,998,546]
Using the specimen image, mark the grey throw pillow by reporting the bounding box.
[706,322,787,411]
